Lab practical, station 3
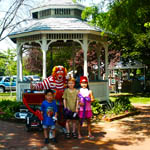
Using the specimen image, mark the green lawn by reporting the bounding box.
[0,92,16,101]
[110,92,150,104]
[0,92,150,104]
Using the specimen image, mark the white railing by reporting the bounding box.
[89,80,109,101]
[17,82,30,102]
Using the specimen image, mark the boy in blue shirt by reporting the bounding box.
[41,89,58,144]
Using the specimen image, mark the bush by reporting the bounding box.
[91,96,135,119]
[0,100,22,120]
[91,99,104,115]
[106,96,135,116]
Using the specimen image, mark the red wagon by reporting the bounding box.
[22,92,45,131]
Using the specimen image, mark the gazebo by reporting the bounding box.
[8,0,109,101]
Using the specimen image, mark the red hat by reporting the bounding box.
[80,76,88,83]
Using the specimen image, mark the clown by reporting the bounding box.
[30,66,67,127]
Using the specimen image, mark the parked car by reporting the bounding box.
[25,75,41,82]
[0,76,30,93]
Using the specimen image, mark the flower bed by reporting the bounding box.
[92,96,140,122]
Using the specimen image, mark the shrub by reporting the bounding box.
[92,96,135,119]
[0,100,22,120]
[91,99,104,115]
[106,96,135,116]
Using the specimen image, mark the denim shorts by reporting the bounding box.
[42,125,55,130]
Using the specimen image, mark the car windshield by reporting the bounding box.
[0,77,2,81]
[23,77,30,81]
[12,76,30,82]
[33,76,39,79]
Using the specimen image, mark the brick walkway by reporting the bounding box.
[0,104,150,150]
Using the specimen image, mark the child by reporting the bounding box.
[78,76,94,139]
[41,89,58,144]
[62,78,78,139]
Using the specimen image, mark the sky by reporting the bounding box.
[0,0,103,52]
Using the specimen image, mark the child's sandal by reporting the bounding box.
[65,133,71,139]
[72,132,77,139]
[88,135,94,140]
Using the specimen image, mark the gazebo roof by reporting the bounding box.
[9,17,102,37]
[31,0,85,12]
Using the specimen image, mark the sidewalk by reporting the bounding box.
[0,104,150,150]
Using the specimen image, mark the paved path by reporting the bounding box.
[0,104,150,150]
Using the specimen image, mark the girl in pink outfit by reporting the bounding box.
[78,76,94,139]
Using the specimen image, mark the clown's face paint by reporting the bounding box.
[56,70,64,81]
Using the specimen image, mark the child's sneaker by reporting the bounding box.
[65,133,71,139]
[44,138,49,144]
[72,132,77,139]
[51,137,57,143]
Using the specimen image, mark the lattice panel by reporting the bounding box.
[18,34,42,43]
[47,33,83,40]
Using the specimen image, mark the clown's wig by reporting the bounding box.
[52,66,67,78]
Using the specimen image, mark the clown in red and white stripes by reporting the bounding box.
[30,66,67,127]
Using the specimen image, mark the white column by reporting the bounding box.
[17,45,23,82]
[105,44,109,80]
[20,51,23,81]
[82,35,88,77]
[97,49,101,80]
[72,43,75,77]
[104,43,109,100]
[41,35,48,80]
[16,43,22,101]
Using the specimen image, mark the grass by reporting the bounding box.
[0,92,16,101]
[0,92,150,104]
[110,92,150,104]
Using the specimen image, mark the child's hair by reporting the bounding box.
[44,89,54,95]
[68,77,76,83]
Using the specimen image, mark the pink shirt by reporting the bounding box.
[78,88,92,111]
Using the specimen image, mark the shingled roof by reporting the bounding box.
[9,0,103,38]
[9,17,102,36]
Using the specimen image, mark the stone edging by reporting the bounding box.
[102,111,141,122]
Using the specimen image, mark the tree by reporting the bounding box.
[0,52,6,76]
[4,49,17,76]
[24,45,73,76]
[0,0,37,41]
[0,49,17,76]
[24,48,43,75]
[82,0,150,69]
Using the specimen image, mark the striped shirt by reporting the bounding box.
[34,76,67,91]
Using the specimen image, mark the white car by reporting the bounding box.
[26,75,41,82]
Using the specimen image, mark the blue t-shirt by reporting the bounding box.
[41,100,58,126]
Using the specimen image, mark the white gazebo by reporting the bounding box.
[8,0,110,101]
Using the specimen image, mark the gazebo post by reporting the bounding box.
[82,35,88,77]
[16,42,23,101]
[72,42,76,77]
[41,35,48,80]
[104,43,109,100]
[104,44,109,80]
[97,49,101,80]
